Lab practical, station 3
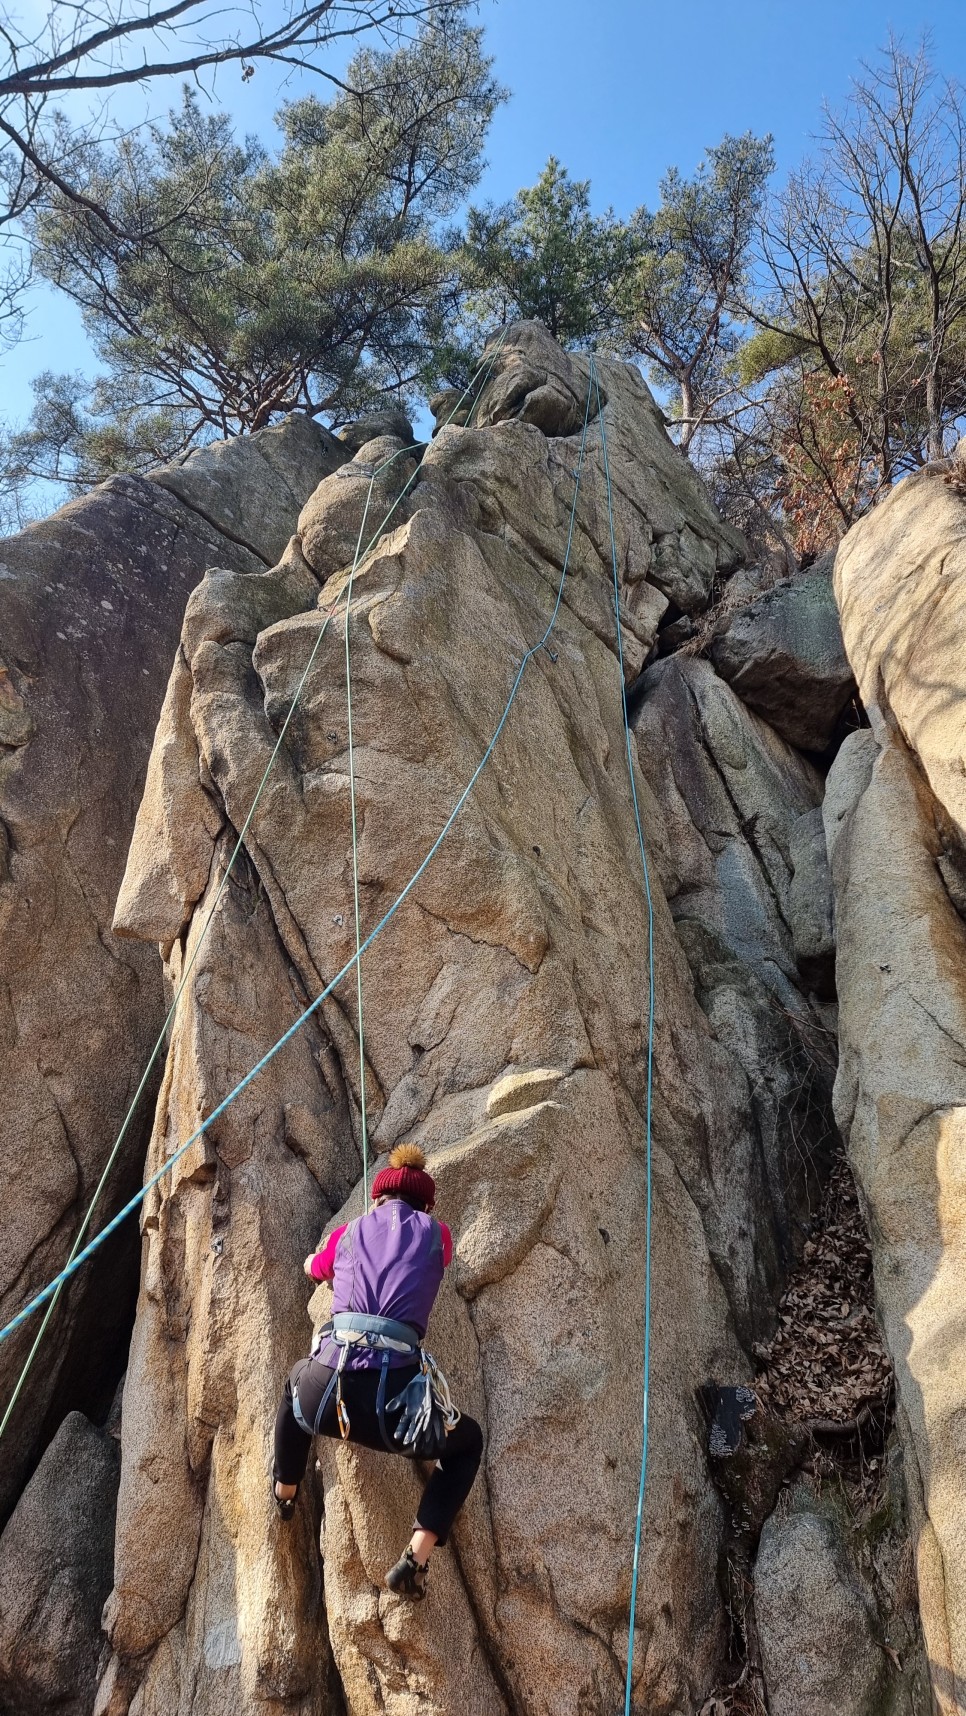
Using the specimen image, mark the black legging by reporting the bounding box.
[274,1357,483,1546]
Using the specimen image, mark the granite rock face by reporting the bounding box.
[833,455,966,837]
[633,656,834,1322]
[336,410,415,453]
[0,418,348,1523]
[709,555,856,751]
[434,321,746,614]
[755,1507,885,1716]
[787,805,836,998]
[151,413,347,568]
[96,325,836,1716]
[826,728,966,1715]
[0,1410,120,1715]
[12,322,960,1715]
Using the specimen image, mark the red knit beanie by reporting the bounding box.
[371,1143,436,1210]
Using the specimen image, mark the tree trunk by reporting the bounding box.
[926,363,944,462]
[679,375,695,450]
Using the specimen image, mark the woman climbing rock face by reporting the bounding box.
[273,1143,483,1598]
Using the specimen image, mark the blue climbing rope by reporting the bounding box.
[591,356,656,1716]
[0,357,594,1353]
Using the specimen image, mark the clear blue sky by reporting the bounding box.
[4,0,966,427]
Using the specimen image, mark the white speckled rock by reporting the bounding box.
[0,1411,119,1714]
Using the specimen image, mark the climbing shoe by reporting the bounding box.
[272,1475,298,1522]
[385,1548,429,1599]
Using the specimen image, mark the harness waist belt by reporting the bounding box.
[330,1312,421,1349]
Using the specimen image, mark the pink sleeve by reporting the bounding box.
[310,1224,347,1283]
[439,1222,453,1267]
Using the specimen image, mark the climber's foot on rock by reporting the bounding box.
[272,1476,298,1521]
[386,1548,429,1599]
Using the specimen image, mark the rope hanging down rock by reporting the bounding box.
[591,357,657,1716]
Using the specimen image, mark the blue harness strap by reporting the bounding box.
[292,1380,322,1437]
[375,1351,397,1453]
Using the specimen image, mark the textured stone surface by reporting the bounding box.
[337,410,414,453]
[834,462,966,838]
[755,1507,885,1716]
[297,436,420,582]
[151,412,347,567]
[710,555,855,750]
[12,320,954,1714]
[0,419,350,1525]
[787,806,836,997]
[633,656,834,1306]
[98,325,835,1716]
[827,728,966,1715]
[0,476,245,1524]
[0,1410,119,1715]
[828,458,966,1716]
[433,321,745,614]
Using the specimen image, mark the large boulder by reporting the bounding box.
[150,412,346,568]
[828,459,966,1715]
[709,556,856,751]
[0,1410,119,1714]
[754,1507,886,1716]
[336,410,415,454]
[433,321,746,613]
[96,326,832,1716]
[826,728,966,1715]
[297,436,420,581]
[0,418,348,1522]
[834,459,966,836]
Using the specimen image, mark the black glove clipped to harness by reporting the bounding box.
[386,1370,449,1460]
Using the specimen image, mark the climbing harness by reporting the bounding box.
[0,332,510,1437]
[294,1311,459,1460]
[0,350,594,1353]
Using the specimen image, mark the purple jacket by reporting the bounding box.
[314,1201,446,1370]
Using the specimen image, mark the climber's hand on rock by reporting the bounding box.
[303,1255,317,1279]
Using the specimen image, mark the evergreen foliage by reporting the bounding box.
[461,158,633,346]
[617,133,774,449]
[5,18,966,560]
[6,17,501,505]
